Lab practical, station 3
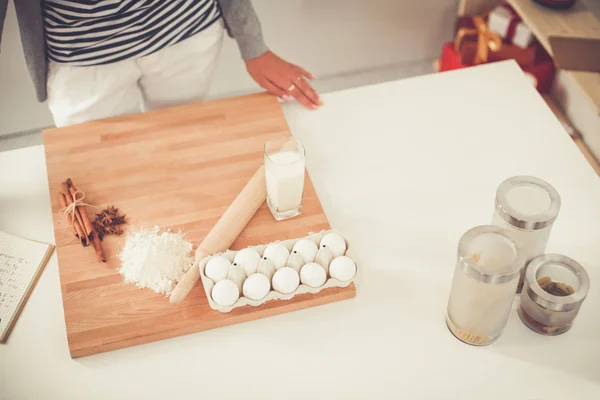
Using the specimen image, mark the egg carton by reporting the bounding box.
[198,230,356,313]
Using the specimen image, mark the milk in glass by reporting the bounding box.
[264,138,306,220]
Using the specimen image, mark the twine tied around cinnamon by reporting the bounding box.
[60,190,97,225]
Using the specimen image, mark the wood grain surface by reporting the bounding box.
[43,94,355,358]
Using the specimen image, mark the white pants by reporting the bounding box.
[47,20,224,127]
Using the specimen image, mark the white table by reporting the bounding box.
[1,61,600,399]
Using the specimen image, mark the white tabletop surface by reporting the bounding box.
[1,61,600,399]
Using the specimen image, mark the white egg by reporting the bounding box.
[286,251,305,273]
[315,246,333,274]
[319,232,347,257]
[292,239,318,263]
[228,263,247,292]
[300,262,327,288]
[204,256,231,283]
[257,257,276,280]
[329,256,357,282]
[211,279,240,307]
[243,273,271,301]
[234,248,261,276]
[263,243,290,270]
[272,267,300,294]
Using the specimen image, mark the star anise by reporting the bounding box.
[93,205,127,241]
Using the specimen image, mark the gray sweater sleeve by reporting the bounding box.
[218,0,268,60]
[0,0,7,49]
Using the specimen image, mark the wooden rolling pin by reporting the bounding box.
[170,165,266,305]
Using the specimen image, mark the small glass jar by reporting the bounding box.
[518,254,590,336]
[446,226,525,346]
[492,176,561,292]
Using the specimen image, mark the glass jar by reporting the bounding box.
[518,254,590,336]
[492,176,561,292]
[446,226,525,346]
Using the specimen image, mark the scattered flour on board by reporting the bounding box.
[118,226,194,295]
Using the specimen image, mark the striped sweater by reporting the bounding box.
[0,0,268,101]
[43,0,222,66]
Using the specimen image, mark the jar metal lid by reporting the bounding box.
[458,225,526,284]
[495,176,561,230]
[524,254,590,312]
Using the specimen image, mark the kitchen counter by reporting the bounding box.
[1,61,600,399]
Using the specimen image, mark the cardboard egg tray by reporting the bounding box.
[198,231,357,313]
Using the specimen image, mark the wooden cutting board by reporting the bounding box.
[43,94,356,358]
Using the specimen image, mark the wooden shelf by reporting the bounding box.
[508,0,600,114]
[458,0,502,17]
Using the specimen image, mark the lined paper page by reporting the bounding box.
[0,231,53,342]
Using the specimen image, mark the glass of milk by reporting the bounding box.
[264,137,306,220]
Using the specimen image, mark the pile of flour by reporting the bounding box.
[118,226,193,295]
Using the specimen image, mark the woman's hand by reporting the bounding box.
[245,51,322,110]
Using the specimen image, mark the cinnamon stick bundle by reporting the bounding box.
[58,178,106,263]
[67,179,94,237]
[58,191,86,246]
[60,182,89,246]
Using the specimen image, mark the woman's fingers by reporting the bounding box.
[286,82,316,109]
[262,66,322,109]
[259,78,290,100]
[278,77,319,110]
[294,77,322,106]
[244,51,320,110]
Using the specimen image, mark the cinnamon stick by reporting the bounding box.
[66,179,93,238]
[73,219,88,247]
[60,182,89,246]
[67,178,105,263]
[90,231,106,263]
[58,192,78,238]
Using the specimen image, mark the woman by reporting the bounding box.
[0,0,322,127]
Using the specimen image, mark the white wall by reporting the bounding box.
[0,0,458,136]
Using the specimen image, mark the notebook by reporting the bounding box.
[0,231,54,343]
